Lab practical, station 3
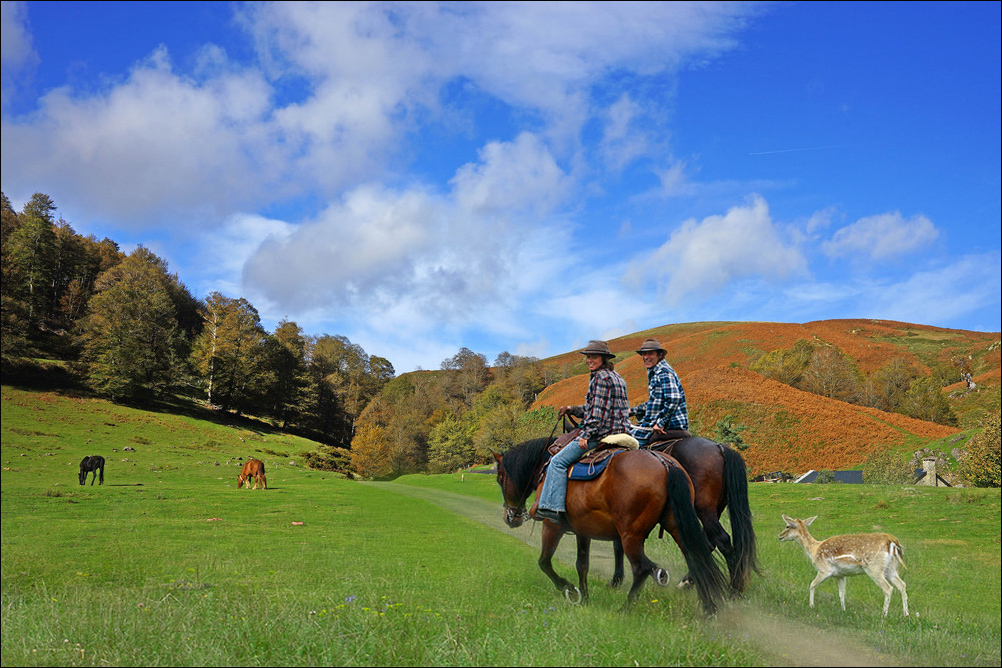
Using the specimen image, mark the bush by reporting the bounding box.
[713,414,748,451]
[815,469,836,484]
[301,445,352,473]
[958,413,1001,488]
[862,448,913,484]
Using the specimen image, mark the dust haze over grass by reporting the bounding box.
[2,385,1000,666]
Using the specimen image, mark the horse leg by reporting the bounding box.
[621,533,656,606]
[698,511,741,594]
[676,509,735,592]
[575,535,591,604]
[609,537,625,589]
[537,523,580,603]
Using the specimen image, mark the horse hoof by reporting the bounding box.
[654,568,670,587]
[564,586,583,605]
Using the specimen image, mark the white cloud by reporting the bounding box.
[863,253,1001,325]
[2,47,277,223]
[600,94,652,172]
[823,211,939,260]
[242,133,575,326]
[0,1,36,74]
[655,159,694,197]
[2,2,760,225]
[625,194,808,304]
[451,132,572,216]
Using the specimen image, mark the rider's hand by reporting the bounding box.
[578,437,588,450]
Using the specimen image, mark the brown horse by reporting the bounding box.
[494,437,727,615]
[237,459,267,489]
[610,433,758,594]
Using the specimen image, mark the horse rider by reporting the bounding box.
[533,340,631,524]
[629,338,689,448]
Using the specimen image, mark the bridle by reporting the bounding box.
[498,416,563,525]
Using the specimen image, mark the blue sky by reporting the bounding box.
[2,1,999,372]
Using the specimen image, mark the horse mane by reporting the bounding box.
[501,437,553,504]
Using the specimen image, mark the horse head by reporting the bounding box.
[493,451,527,528]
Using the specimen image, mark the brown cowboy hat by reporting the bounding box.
[635,338,666,354]
[579,340,615,358]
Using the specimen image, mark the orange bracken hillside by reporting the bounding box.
[532,319,1000,476]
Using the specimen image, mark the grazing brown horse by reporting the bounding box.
[610,433,758,595]
[494,437,727,615]
[237,459,267,489]
[78,455,105,486]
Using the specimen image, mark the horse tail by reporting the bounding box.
[99,459,105,485]
[663,462,727,616]
[721,445,758,592]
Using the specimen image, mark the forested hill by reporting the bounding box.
[2,191,396,451]
[531,320,1000,475]
[3,191,999,480]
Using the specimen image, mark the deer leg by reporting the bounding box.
[889,572,908,616]
[837,577,847,611]
[869,572,895,616]
[809,571,831,608]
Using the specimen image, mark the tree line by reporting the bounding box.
[2,191,559,465]
[750,339,960,426]
[1,191,394,447]
[5,190,990,481]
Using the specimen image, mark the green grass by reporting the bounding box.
[3,386,1000,666]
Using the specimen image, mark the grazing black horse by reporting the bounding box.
[610,433,758,595]
[79,455,105,486]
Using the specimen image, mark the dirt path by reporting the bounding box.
[365,481,903,667]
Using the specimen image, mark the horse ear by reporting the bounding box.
[492,450,503,464]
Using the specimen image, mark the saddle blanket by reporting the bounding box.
[567,449,625,480]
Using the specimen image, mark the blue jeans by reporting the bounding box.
[538,438,597,512]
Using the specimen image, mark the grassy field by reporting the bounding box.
[2,386,1000,666]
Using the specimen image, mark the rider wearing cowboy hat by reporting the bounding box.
[534,340,630,524]
[629,337,689,448]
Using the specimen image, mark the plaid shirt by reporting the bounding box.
[630,359,689,431]
[567,367,631,442]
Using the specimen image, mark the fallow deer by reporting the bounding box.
[779,515,908,616]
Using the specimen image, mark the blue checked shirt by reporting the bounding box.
[630,359,689,431]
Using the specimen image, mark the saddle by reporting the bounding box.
[545,428,639,481]
[642,429,692,457]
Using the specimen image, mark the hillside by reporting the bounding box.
[532,319,1000,476]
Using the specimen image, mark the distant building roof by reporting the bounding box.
[795,470,864,484]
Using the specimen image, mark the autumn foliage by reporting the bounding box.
[533,320,999,476]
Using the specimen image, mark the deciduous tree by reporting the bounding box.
[958,413,1000,488]
[77,247,187,400]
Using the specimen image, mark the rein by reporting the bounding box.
[502,416,563,520]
